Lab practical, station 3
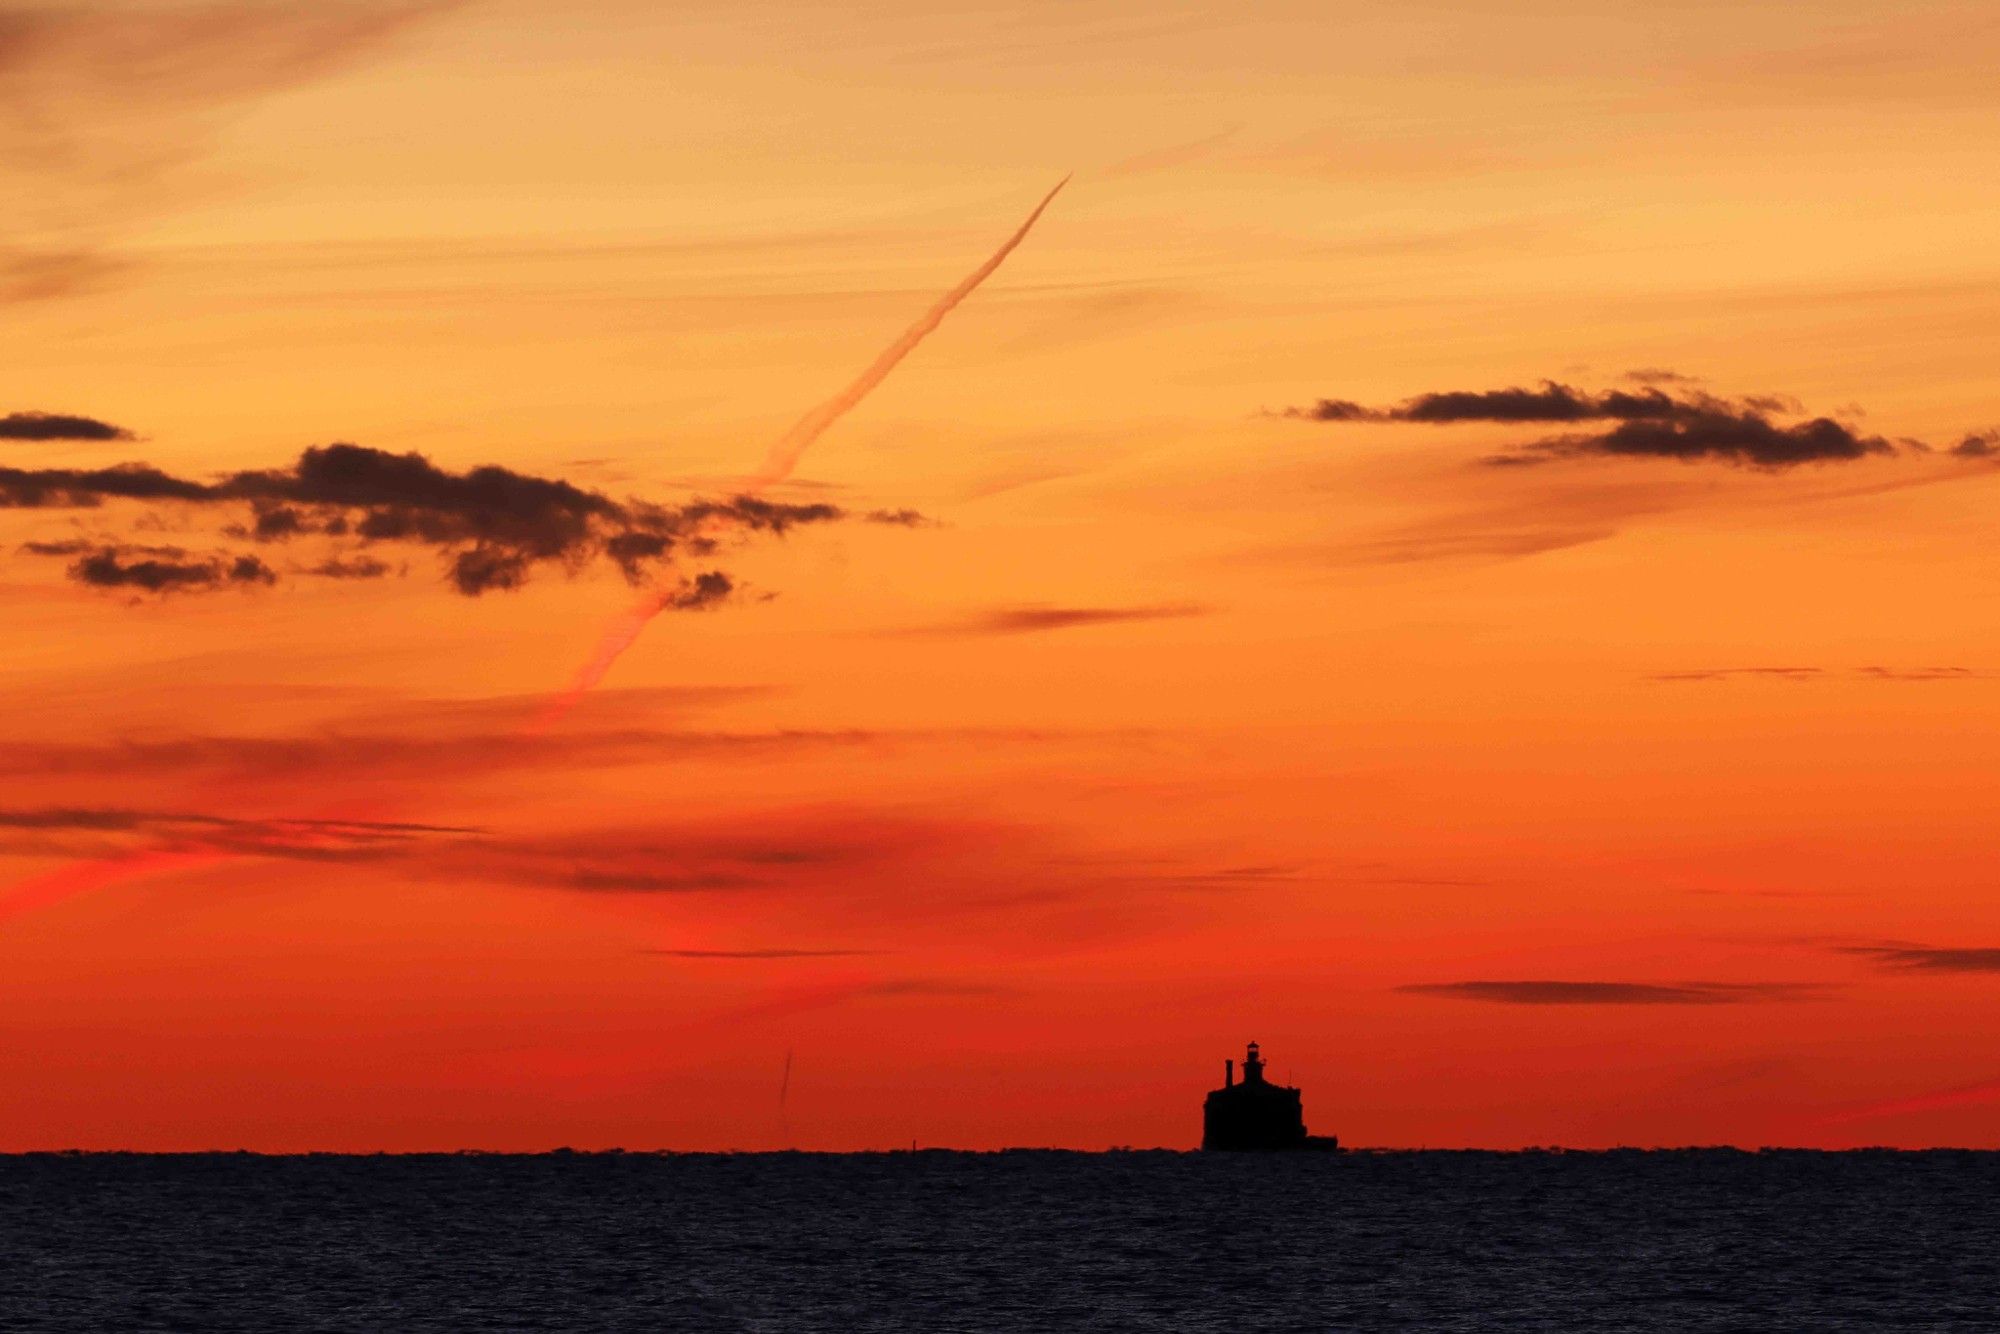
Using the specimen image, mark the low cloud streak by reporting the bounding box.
[904,603,1209,637]
[1398,980,1823,1005]
[1841,945,2000,973]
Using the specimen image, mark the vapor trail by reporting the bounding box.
[1,180,1069,919]
[748,175,1069,488]
[0,848,217,926]
[541,177,1072,718]
[530,587,675,730]
[1821,1078,2000,1125]
[0,798,402,924]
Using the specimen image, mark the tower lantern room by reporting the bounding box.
[1201,1040,1337,1151]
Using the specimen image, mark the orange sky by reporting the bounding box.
[4,0,2000,1150]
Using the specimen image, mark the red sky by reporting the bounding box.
[4,0,2000,1150]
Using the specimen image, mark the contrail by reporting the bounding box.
[540,177,1072,718]
[529,587,675,731]
[777,1044,795,1144]
[1820,1078,2000,1126]
[1,179,1070,919]
[0,798,402,924]
[749,175,1069,488]
[0,848,216,926]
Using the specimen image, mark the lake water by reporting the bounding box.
[2,1150,1994,1331]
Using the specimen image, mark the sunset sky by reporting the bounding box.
[5,0,2000,1151]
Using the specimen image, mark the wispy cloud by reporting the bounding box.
[901,603,1209,637]
[1,1,465,302]
[450,810,1007,898]
[1101,124,1242,178]
[0,805,477,861]
[1651,666,1986,684]
[1397,980,1825,1005]
[1839,945,2000,974]
[1648,667,1826,683]
[1858,666,1986,682]
[0,726,901,782]
[0,795,1018,912]
[645,948,888,960]
[0,247,129,303]
[1110,862,1313,892]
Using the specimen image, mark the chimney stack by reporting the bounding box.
[1225,1058,1234,1088]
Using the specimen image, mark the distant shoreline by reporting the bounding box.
[2,1146,1992,1159]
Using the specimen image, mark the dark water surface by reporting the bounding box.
[2,1150,1996,1331]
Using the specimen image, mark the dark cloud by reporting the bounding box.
[1397,980,1820,1005]
[247,505,309,540]
[1287,381,1718,425]
[0,411,131,441]
[1953,433,1997,458]
[912,603,1210,636]
[1840,945,2000,973]
[677,495,842,535]
[447,545,529,596]
[1623,368,1702,386]
[227,442,621,549]
[1401,383,1708,424]
[661,571,734,612]
[0,461,209,506]
[864,508,933,527]
[1286,378,1934,469]
[5,442,858,596]
[68,546,274,594]
[603,531,673,580]
[1648,667,1825,683]
[1292,398,1375,422]
[18,538,188,558]
[305,555,393,580]
[1525,410,1895,468]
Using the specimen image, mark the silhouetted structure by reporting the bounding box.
[1201,1041,1339,1151]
